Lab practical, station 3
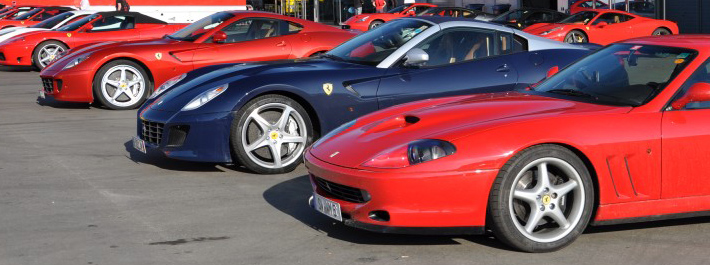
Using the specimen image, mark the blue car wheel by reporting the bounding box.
[230,94,314,174]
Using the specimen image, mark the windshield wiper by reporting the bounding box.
[547,89,597,99]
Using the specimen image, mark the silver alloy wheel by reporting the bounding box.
[241,103,308,169]
[654,29,670,35]
[100,65,146,108]
[38,44,65,68]
[508,157,585,243]
[564,32,584,43]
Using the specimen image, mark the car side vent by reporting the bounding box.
[404,115,420,124]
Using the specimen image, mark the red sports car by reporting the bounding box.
[0,5,40,20]
[524,10,677,45]
[342,3,436,31]
[306,35,710,252]
[0,11,186,69]
[569,0,609,14]
[39,11,357,110]
[0,6,74,29]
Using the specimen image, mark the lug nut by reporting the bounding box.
[543,187,549,193]
[550,204,555,210]
[537,195,541,199]
[540,206,545,211]
[551,193,557,199]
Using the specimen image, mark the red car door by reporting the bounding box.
[587,12,634,44]
[191,18,292,70]
[661,61,710,198]
[73,15,142,46]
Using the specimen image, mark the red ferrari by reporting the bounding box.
[0,11,186,69]
[342,3,435,31]
[569,0,609,14]
[0,6,74,29]
[39,11,357,110]
[0,5,40,20]
[524,9,677,45]
[306,35,710,252]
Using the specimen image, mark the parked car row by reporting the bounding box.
[0,5,707,253]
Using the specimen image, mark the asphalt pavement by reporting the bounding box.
[1,67,709,265]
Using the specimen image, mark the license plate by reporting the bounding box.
[133,136,147,154]
[313,193,342,221]
[38,90,45,99]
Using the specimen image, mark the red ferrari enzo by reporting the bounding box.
[0,11,186,69]
[342,3,436,31]
[524,9,677,45]
[306,35,710,252]
[39,11,357,110]
[0,6,74,29]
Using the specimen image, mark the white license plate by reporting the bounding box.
[313,193,342,221]
[133,136,147,154]
[38,90,45,99]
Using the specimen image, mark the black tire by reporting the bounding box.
[309,51,327,57]
[369,20,384,30]
[231,94,315,174]
[652,28,671,36]
[563,30,588,44]
[32,40,68,70]
[92,60,152,110]
[488,144,594,252]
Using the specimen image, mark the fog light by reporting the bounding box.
[368,210,390,222]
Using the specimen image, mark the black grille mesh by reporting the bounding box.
[314,176,367,203]
[141,120,164,145]
[41,78,53,93]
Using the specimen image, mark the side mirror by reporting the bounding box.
[405,10,415,16]
[672,82,710,110]
[595,21,608,28]
[546,66,559,78]
[83,23,93,32]
[212,31,227,43]
[402,48,429,67]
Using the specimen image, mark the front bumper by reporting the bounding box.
[39,68,94,103]
[342,21,369,32]
[136,107,234,163]
[305,150,498,234]
[0,44,33,66]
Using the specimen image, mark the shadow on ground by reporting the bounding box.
[37,96,92,109]
[122,140,255,173]
[263,175,510,250]
[0,65,35,72]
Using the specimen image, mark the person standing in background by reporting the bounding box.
[354,0,363,15]
[373,0,385,13]
[116,0,130,11]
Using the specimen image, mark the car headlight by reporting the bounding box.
[150,73,186,99]
[311,119,357,149]
[362,139,456,168]
[63,54,89,70]
[541,26,562,36]
[357,16,369,22]
[181,84,228,111]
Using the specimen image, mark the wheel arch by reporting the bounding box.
[93,56,155,95]
[654,26,673,34]
[32,39,70,64]
[241,89,323,138]
[567,29,589,43]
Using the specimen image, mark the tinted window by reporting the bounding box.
[533,44,697,106]
[56,14,99,31]
[31,12,73,29]
[592,12,634,25]
[11,8,40,20]
[284,21,303,35]
[210,18,279,43]
[414,28,496,67]
[500,33,528,54]
[560,11,598,24]
[168,12,235,41]
[91,16,134,32]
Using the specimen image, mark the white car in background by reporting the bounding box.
[0,10,98,43]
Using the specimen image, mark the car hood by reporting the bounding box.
[310,92,630,168]
[524,23,570,33]
[149,58,373,112]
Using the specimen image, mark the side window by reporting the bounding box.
[414,28,495,67]
[280,20,303,35]
[593,13,630,25]
[413,6,431,15]
[218,19,252,43]
[31,12,51,21]
[91,16,134,32]
[499,33,528,55]
[462,11,476,18]
[247,19,279,40]
[674,60,710,110]
[66,15,89,25]
[524,12,546,24]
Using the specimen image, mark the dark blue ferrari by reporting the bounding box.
[134,16,592,174]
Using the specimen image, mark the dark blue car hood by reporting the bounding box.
[149,58,373,112]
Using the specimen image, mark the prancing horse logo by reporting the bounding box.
[155,53,162,60]
[323,83,333,96]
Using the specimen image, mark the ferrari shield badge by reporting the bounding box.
[66,33,72,37]
[155,53,162,60]
[323,83,333,96]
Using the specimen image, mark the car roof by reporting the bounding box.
[621,35,710,50]
[96,11,168,24]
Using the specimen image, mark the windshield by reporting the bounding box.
[168,12,235,42]
[387,4,411,13]
[56,13,98,32]
[12,7,40,20]
[560,11,597,24]
[532,44,697,107]
[493,10,526,22]
[326,19,431,66]
[31,12,73,28]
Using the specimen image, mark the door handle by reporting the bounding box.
[276,41,286,47]
[496,64,510,72]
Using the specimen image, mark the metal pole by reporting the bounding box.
[626,0,629,12]
[314,0,319,22]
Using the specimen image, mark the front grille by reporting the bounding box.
[41,78,54,93]
[314,176,368,203]
[141,120,164,145]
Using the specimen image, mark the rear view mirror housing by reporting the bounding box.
[672,82,710,110]
[402,48,429,67]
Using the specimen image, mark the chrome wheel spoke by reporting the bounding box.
[549,207,570,229]
[281,133,305,144]
[553,180,578,197]
[269,143,283,168]
[246,135,269,152]
[537,162,551,189]
[275,106,294,130]
[524,208,544,233]
[513,188,538,205]
[248,110,272,131]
